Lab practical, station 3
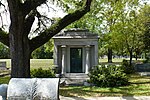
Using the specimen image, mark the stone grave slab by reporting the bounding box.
[135,63,150,72]
[0,62,7,70]
[7,78,60,100]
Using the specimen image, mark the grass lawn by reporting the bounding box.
[0,58,143,69]
[60,74,150,97]
[0,59,54,70]
[1,74,150,96]
[0,76,10,84]
[30,59,53,70]
[99,58,143,63]
[0,73,150,97]
[0,58,149,97]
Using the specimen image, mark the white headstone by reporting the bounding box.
[7,78,60,100]
[0,84,8,100]
[0,96,2,100]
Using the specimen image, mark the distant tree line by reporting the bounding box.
[66,0,150,64]
[0,40,54,59]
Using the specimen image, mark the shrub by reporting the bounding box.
[88,65,129,87]
[31,67,55,78]
[121,59,135,74]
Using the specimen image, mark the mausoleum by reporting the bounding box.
[53,29,99,77]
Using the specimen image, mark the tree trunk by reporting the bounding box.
[129,50,133,66]
[135,52,138,61]
[9,10,31,78]
[10,32,31,78]
[108,48,112,63]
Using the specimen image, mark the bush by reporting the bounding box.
[121,59,135,74]
[88,65,129,87]
[31,67,55,78]
[0,43,10,59]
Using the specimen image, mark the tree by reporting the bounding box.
[66,0,141,63]
[65,0,126,61]
[0,0,92,78]
[139,4,150,53]
[114,7,145,65]
[32,39,53,59]
[0,43,10,58]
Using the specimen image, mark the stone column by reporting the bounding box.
[61,45,66,74]
[94,43,99,65]
[53,44,58,66]
[85,45,90,74]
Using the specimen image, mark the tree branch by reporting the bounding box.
[24,11,35,36]
[30,0,92,52]
[0,28,9,47]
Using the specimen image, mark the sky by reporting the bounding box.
[0,0,150,32]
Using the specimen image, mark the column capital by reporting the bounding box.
[61,45,67,48]
[85,45,91,48]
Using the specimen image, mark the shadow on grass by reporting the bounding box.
[122,96,138,100]
[60,77,150,97]
[59,85,136,97]
[60,96,87,100]
[131,81,150,84]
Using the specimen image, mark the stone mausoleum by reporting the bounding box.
[53,29,99,77]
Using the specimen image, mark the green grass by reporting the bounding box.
[0,59,149,97]
[0,58,143,69]
[60,74,150,97]
[0,73,150,97]
[99,58,144,63]
[30,59,53,70]
[99,58,123,63]
[0,59,54,69]
[0,76,10,84]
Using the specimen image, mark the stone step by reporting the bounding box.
[64,73,89,78]
[60,78,88,86]
[60,73,90,86]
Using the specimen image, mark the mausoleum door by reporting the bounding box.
[70,48,82,73]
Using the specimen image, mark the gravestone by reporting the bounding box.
[7,78,60,100]
[135,63,150,76]
[0,84,8,100]
[0,62,7,70]
[135,63,150,72]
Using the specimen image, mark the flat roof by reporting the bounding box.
[53,29,99,39]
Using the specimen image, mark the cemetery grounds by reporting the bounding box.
[0,59,150,97]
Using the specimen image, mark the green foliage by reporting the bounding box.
[121,59,135,74]
[32,40,53,59]
[143,55,150,63]
[140,5,150,50]
[31,67,55,78]
[88,65,129,87]
[0,43,10,58]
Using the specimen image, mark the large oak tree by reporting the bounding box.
[0,0,92,78]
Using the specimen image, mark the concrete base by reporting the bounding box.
[60,73,89,86]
